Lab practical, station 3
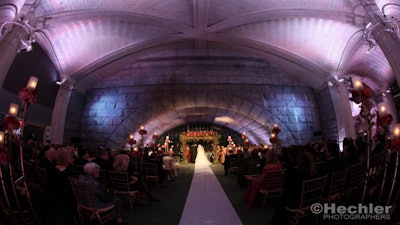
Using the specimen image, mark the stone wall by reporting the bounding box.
[80,83,321,149]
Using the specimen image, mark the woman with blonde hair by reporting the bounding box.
[112,153,160,203]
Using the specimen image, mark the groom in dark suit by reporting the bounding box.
[189,144,197,163]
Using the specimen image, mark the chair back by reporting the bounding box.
[144,162,158,177]
[247,161,261,175]
[97,169,109,188]
[69,177,117,225]
[326,168,348,197]
[265,169,286,194]
[69,177,97,208]
[108,170,130,193]
[144,162,160,187]
[34,165,48,193]
[299,175,327,208]
[346,161,366,189]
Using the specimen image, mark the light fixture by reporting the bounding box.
[8,103,19,117]
[0,19,36,53]
[393,123,400,137]
[363,19,400,54]
[351,76,364,91]
[378,102,387,116]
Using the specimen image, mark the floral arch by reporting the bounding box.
[179,131,219,163]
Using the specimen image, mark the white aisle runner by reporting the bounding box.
[179,145,243,225]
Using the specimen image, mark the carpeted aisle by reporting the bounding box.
[179,145,243,225]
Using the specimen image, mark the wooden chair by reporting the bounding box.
[107,170,139,211]
[228,158,240,174]
[97,169,110,189]
[69,177,117,225]
[344,161,366,202]
[172,156,181,175]
[143,162,160,188]
[34,165,49,194]
[259,169,286,207]
[247,161,261,175]
[322,168,349,203]
[23,160,40,192]
[286,175,328,225]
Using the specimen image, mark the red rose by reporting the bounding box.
[3,116,21,130]
[18,88,38,105]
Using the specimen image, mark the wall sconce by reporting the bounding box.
[351,76,364,91]
[393,124,400,137]
[378,102,387,116]
[8,103,19,117]
[26,76,38,90]
[0,131,4,146]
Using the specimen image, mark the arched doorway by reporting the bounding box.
[179,131,219,163]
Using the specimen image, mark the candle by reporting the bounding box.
[352,76,364,91]
[0,131,4,146]
[140,125,145,130]
[8,103,19,117]
[274,124,279,128]
[26,76,39,90]
[378,102,387,116]
[129,134,134,139]
[393,124,400,137]
[271,133,276,138]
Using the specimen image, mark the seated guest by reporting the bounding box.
[162,152,175,181]
[113,154,160,203]
[242,150,282,208]
[319,142,346,175]
[39,145,57,172]
[224,149,236,175]
[48,147,76,223]
[93,148,114,171]
[79,162,124,224]
[271,151,318,225]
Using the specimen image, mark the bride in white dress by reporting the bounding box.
[195,144,210,166]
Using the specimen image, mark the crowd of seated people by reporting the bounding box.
[218,137,393,223]
[2,142,181,225]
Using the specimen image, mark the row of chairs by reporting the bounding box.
[283,162,368,225]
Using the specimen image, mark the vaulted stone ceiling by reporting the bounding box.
[1,0,400,148]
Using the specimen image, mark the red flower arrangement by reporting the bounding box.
[152,134,158,139]
[349,87,372,104]
[18,88,38,105]
[3,116,21,130]
[269,136,276,144]
[138,129,147,135]
[128,139,137,146]
[377,113,393,128]
[272,126,281,134]
[390,138,400,152]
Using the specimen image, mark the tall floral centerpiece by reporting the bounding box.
[0,76,39,223]
[349,76,375,201]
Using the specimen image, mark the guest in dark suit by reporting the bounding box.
[319,142,346,175]
[190,144,197,163]
[93,148,114,171]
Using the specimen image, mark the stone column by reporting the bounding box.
[49,78,75,145]
[328,80,356,144]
